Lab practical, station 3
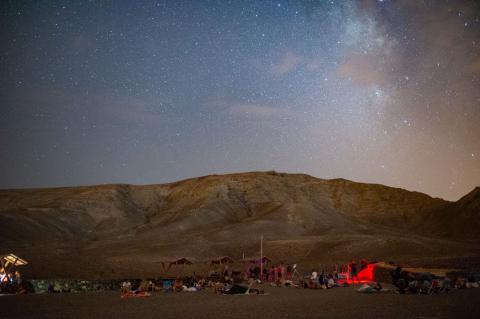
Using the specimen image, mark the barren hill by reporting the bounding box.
[0,171,479,278]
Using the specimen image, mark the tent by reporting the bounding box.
[339,261,460,284]
[157,257,194,276]
[1,253,28,276]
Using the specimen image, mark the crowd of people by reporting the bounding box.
[118,260,376,297]
[0,270,25,294]
[120,258,480,297]
[119,274,263,297]
[242,260,373,289]
[390,266,452,294]
[244,262,299,284]
[3,258,478,297]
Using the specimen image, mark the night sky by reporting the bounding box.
[1,1,479,201]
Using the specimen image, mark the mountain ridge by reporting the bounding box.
[0,171,478,278]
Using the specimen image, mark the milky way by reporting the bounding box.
[1,1,479,200]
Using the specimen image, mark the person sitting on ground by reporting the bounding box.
[333,270,339,281]
[397,273,408,294]
[196,278,206,289]
[138,280,150,292]
[48,282,56,293]
[246,278,263,294]
[319,273,328,289]
[420,279,432,294]
[373,282,383,291]
[173,278,183,292]
[121,281,131,295]
[428,279,441,294]
[210,281,224,294]
[440,277,451,293]
[407,279,419,294]
[465,273,479,288]
[327,275,335,288]
[391,266,402,287]
[455,277,466,289]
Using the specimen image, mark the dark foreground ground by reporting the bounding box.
[1,286,479,319]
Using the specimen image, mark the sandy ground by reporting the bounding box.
[1,286,479,319]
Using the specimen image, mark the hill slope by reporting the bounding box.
[0,171,478,278]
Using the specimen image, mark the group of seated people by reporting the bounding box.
[120,275,216,296]
[391,267,451,294]
[120,272,265,296]
[0,270,25,294]
[118,264,478,297]
[120,279,155,297]
[171,276,208,292]
[453,274,480,289]
[220,278,263,294]
[301,270,340,289]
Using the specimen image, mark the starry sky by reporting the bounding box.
[1,0,479,201]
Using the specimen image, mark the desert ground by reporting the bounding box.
[1,285,479,319]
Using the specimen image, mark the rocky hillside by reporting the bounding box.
[425,187,480,239]
[0,171,478,278]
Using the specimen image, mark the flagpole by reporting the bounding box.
[260,234,263,281]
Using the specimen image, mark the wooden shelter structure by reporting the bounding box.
[0,253,28,277]
[240,256,271,264]
[202,256,234,278]
[204,256,234,265]
[158,257,194,276]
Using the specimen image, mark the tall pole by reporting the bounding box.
[260,234,263,281]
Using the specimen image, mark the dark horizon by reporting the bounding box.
[1,169,478,202]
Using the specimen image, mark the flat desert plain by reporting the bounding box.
[1,286,479,319]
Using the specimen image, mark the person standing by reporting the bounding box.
[349,261,358,282]
[310,269,318,288]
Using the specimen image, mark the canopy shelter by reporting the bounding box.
[0,253,28,276]
[202,256,234,278]
[240,256,270,264]
[204,256,234,265]
[158,257,193,276]
[375,262,460,278]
